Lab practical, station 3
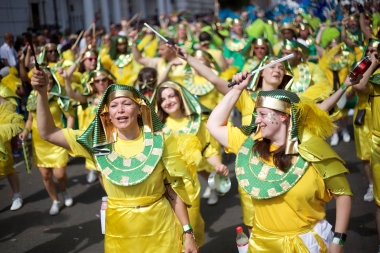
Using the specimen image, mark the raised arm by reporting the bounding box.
[206,71,252,147]
[30,69,70,150]
[59,68,87,104]
[129,29,151,66]
[354,51,379,94]
[315,24,326,58]
[341,18,355,50]
[175,47,230,95]
[317,75,362,111]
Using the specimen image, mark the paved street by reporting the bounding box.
[0,121,378,253]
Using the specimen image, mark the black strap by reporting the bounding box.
[333,71,340,91]
[201,142,210,156]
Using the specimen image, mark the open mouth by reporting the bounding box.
[116,116,129,122]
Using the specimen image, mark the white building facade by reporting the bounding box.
[0,0,214,43]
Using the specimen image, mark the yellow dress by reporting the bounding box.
[152,58,186,85]
[226,124,352,252]
[368,74,380,206]
[165,116,220,246]
[189,74,221,110]
[101,55,139,85]
[29,96,69,168]
[0,141,14,176]
[349,88,372,160]
[62,128,192,253]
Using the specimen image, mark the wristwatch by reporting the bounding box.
[332,232,347,246]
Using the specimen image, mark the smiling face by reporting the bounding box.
[108,97,141,130]
[159,87,182,116]
[255,108,288,141]
[260,62,285,88]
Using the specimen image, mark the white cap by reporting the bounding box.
[0,66,10,78]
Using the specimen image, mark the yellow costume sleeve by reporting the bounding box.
[62,50,75,62]
[225,123,249,154]
[235,89,256,125]
[162,132,193,207]
[100,55,113,70]
[300,63,333,101]
[61,128,93,160]
[298,131,349,179]
[324,173,353,196]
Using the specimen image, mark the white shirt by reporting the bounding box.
[0,43,18,67]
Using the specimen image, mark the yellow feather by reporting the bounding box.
[0,101,25,142]
[296,99,337,140]
[175,133,202,178]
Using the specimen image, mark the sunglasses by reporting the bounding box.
[85,57,97,62]
[46,49,58,54]
[94,78,107,83]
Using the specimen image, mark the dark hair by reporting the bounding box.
[199,32,212,42]
[156,87,184,123]
[137,67,158,92]
[253,139,293,172]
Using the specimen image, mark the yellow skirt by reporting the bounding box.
[353,105,372,160]
[0,140,15,176]
[32,127,68,168]
[105,195,182,253]
[248,220,329,253]
[371,134,380,206]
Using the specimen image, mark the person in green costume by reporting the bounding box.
[223,19,248,71]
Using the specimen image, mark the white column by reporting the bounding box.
[112,0,122,24]
[165,0,171,14]
[157,0,165,16]
[100,0,110,32]
[83,0,95,31]
[138,0,147,18]
[59,0,69,31]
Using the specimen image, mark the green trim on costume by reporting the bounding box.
[162,113,201,135]
[95,126,164,186]
[329,51,349,71]
[225,38,248,52]
[183,70,215,96]
[114,54,133,68]
[291,63,311,94]
[235,136,308,199]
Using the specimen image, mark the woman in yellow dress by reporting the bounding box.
[100,35,139,85]
[207,83,353,252]
[317,26,356,146]
[346,39,379,202]
[19,69,75,216]
[30,69,199,253]
[151,81,229,246]
[0,87,25,211]
[62,68,116,186]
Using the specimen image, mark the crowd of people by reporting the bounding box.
[1,0,380,252]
